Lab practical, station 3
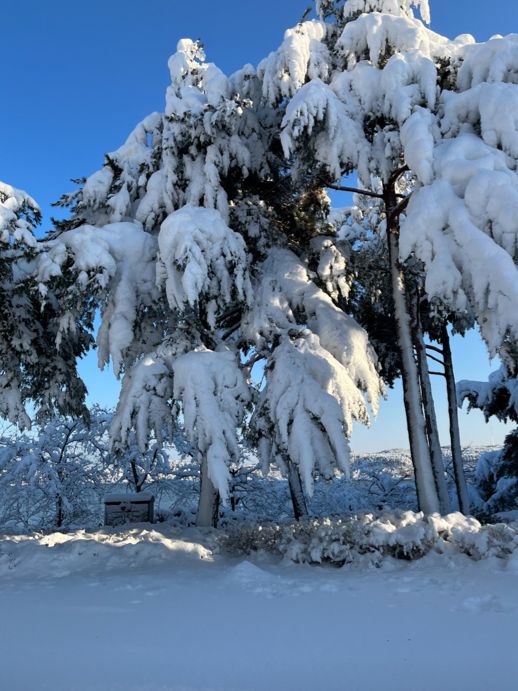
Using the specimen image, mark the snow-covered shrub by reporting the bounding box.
[223,511,518,566]
[283,512,438,565]
[224,511,438,565]
[430,513,518,560]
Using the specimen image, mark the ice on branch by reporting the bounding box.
[157,205,251,324]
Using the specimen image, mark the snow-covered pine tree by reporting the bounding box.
[46,38,383,524]
[259,0,518,513]
[0,182,89,429]
[43,41,259,525]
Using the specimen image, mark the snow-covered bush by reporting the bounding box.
[223,510,518,566]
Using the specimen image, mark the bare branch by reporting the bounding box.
[326,184,384,199]
[426,353,444,367]
[300,6,312,22]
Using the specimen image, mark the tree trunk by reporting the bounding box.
[287,461,308,520]
[56,466,65,528]
[441,325,470,514]
[197,456,220,527]
[56,494,63,529]
[131,461,142,493]
[385,187,440,514]
[413,316,451,513]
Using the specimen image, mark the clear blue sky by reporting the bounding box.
[1,0,515,451]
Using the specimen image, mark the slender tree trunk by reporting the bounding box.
[56,466,65,528]
[287,461,308,520]
[197,456,220,527]
[385,186,440,514]
[440,325,470,513]
[56,494,63,529]
[131,461,142,493]
[414,317,451,513]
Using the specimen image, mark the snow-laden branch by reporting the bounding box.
[253,333,370,496]
[400,134,518,358]
[0,181,40,246]
[39,222,158,376]
[245,248,382,411]
[258,20,329,103]
[157,205,252,325]
[457,367,518,424]
[112,345,250,505]
[246,248,382,492]
[172,348,250,503]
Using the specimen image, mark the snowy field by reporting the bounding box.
[2,523,518,691]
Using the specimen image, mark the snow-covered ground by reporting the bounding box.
[2,525,518,691]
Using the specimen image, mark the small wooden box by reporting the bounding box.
[104,492,154,526]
